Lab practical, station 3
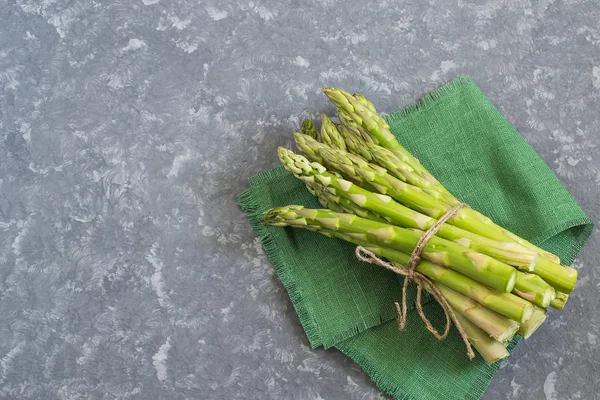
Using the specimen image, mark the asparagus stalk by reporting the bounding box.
[279,148,547,304]
[294,131,327,164]
[310,129,459,214]
[501,230,561,264]
[518,306,547,339]
[338,108,364,137]
[434,283,521,342]
[318,115,347,150]
[339,126,561,266]
[262,205,517,292]
[550,291,569,310]
[336,107,436,198]
[378,251,515,362]
[317,195,341,212]
[336,123,376,161]
[499,323,518,346]
[527,257,576,294]
[316,146,537,265]
[309,182,388,223]
[313,144,457,216]
[304,181,319,198]
[301,119,319,139]
[453,213,574,292]
[278,147,432,229]
[337,127,560,265]
[336,106,381,153]
[513,272,555,307]
[453,312,510,364]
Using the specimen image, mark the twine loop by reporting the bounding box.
[355,203,475,360]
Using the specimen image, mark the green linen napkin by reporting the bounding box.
[237,77,593,399]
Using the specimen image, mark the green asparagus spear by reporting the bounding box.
[263,206,533,322]
[453,312,509,364]
[336,123,375,161]
[336,127,457,204]
[338,108,364,137]
[318,115,347,150]
[310,195,546,316]
[434,283,520,342]
[324,87,436,185]
[317,146,459,218]
[296,204,536,323]
[293,131,328,164]
[323,87,396,148]
[308,182,388,223]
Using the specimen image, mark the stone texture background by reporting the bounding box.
[0,0,598,398]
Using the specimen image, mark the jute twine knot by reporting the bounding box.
[355,203,475,360]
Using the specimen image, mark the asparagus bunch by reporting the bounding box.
[263,205,533,323]
[323,89,563,261]
[260,88,578,363]
[294,132,576,293]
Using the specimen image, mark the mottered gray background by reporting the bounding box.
[1,0,599,399]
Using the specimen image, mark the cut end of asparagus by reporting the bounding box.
[519,302,535,324]
[513,288,554,308]
[542,289,555,308]
[534,257,578,294]
[507,270,517,293]
[513,271,556,308]
[550,291,569,310]
[519,307,547,339]
[497,321,521,343]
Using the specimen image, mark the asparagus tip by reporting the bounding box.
[301,119,318,139]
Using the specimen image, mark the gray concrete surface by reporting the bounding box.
[1,0,599,399]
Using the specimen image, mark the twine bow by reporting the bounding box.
[355,203,475,360]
